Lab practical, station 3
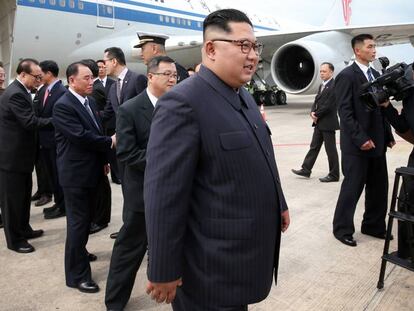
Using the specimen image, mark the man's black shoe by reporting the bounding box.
[291,168,311,178]
[0,214,3,229]
[361,230,394,240]
[319,175,339,183]
[110,232,118,239]
[88,253,97,262]
[35,195,52,207]
[77,281,99,293]
[11,242,35,253]
[335,235,357,247]
[44,208,66,219]
[43,204,57,214]
[24,229,44,239]
[89,223,108,234]
[31,191,42,201]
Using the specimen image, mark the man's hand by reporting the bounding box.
[104,164,110,175]
[379,100,391,108]
[281,210,290,233]
[111,134,116,148]
[146,278,182,304]
[360,139,375,151]
[310,112,318,123]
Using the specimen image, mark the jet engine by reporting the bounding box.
[270,31,354,94]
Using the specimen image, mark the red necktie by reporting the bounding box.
[43,89,49,106]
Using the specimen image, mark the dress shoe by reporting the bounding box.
[44,208,66,219]
[88,253,97,262]
[24,229,44,239]
[43,204,57,214]
[89,223,108,234]
[112,178,122,185]
[335,235,357,247]
[0,214,3,229]
[77,281,99,293]
[110,232,118,239]
[291,168,311,178]
[11,242,35,253]
[31,191,42,201]
[35,195,52,207]
[319,175,339,183]
[361,230,394,240]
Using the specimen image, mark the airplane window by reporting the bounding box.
[107,6,113,14]
[28,0,35,3]
[159,15,164,22]
[59,0,65,7]
[177,18,181,25]
[165,16,170,23]
[171,17,175,24]
[187,20,191,26]
[197,22,201,28]
[49,0,56,5]
[78,0,84,10]
[39,0,46,4]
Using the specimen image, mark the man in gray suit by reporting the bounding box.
[144,9,290,310]
[105,55,177,311]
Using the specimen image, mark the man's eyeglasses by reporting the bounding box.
[103,58,114,63]
[27,73,43,81]
[211,39,264,56]
[150,71,178,79]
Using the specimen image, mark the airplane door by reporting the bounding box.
[97,0,115,29]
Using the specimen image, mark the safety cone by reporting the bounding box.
[260,104,266,121]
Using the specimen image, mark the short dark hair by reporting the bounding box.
[39,60,59,77]
[81,59,99,78]
[96,59,105,64]
[351,34,374,50]
[16,58,39,74]
[203,9,252,40]
[147,56,175,74]
[104,47,126,66]
[66,61,89,82]
[321,62,334,72]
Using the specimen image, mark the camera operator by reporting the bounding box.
[381,77,414,259]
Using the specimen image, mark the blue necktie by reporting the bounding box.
[84,98,99,129]
[367,67,375,82]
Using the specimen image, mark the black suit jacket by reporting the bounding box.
[101,69,147,129]
[34,80,67,148]
[311,79,339,131]
[92,79,107,112]
[104,76,115,96]
[175,62,189,83]
[336,62,394,157]
[144,66,288,305]
[116,90,153,213]
[0,80,51,173]
[53,91,112,188]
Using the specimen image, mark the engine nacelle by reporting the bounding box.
[270,31,353,94]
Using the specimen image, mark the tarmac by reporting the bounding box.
[0,95,413,311]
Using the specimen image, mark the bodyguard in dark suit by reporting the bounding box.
[0,59,50,253]
[96,59,115,97]
[34,60,67,219]
[292,62,340,182]
[144,10,290,310]
[135,32,189,84]
[105,56,177,311]
[53,62,115,293]
[333,34,395,247]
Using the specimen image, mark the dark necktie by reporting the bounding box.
[100,79,105,87]
[116,78,122,104]
[367,67,375,82]
[84,98,99,129]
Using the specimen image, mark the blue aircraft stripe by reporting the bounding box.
[17,0,277,32]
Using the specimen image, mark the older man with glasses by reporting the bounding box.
[0,58,51,253]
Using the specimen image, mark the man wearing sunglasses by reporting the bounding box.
[144,9,290,310]
[0,58,51,253]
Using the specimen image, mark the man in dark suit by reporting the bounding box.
[0,58,51,253]
[144,9,290,310]
[135,32,189,84]
[105,55,177,311]
[292,62,340,182]
[53,61,115,293]
[34,60,67,219]
[97,59,115,96]
[101,47,147,239]
[333,34,395,247]
[0,62,5,229]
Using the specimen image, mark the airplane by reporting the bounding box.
[1,0,413,105]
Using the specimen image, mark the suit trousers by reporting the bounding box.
[40,147,65,210]
[91,175,111,226]
[63,186,95,287]
[333,153,388,238]
[302,128,339,178]
[0,170,33,249]
[105,209,147,310]
[34,148,53,195]
[172,287,248,311]
[106,127,121,182]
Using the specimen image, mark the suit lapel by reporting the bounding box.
[140,91,154,122]
[68,92,101,133]
[120,70,131,104]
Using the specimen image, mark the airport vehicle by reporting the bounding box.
[1,0,413,105]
